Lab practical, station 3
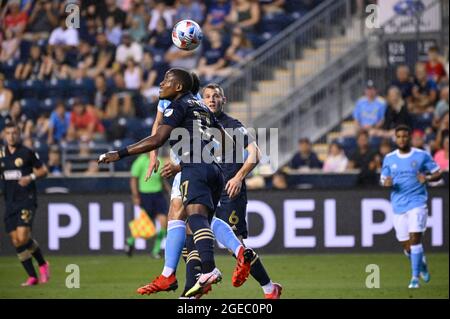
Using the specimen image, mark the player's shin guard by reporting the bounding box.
[249,252,271,287]
[162,220,186,277]
[188,214,215,273]
[25,239,46,266]
[211,217,242,256]
[183,235,202,294]
[16,244,37,278]
[410,244,424,278]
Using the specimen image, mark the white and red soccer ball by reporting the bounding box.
[171,19,203,51]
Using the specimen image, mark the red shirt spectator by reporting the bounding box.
[70,107,105,133]
[426,46,447,83]
[3,1,28,34]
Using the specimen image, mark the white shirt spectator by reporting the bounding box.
[124,66,142,90]
[115,42,143,64]
[48,27,79,46]
[323,154,349,173]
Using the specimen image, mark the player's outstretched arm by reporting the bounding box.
[145,111,164,181]
[226,141,262,198]
[98,125,173,164]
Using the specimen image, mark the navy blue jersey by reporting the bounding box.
[162,92,223,165]
[0,144,43,203]
[215,111,254,196]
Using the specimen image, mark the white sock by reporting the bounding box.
[262,281,274,294]
[162,266,174,277]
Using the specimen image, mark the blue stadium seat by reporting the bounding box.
[68,78,95,100]
[20,79,44,99]
[0,59,19,79]
[20,98,40,120]
[45,79,69,99]
[410,113,434,131]
[39,98,59,114]
[4,79,20,97]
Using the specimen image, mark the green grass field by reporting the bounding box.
[0,253,448,299]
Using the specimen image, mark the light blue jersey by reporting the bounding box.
[380,148,440,214]
[157,94,203,165]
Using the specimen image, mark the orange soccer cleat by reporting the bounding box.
[264,283,282,299]
[136,273,178,295]
[232,247,253,287]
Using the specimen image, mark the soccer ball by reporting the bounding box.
[171,19,203,51]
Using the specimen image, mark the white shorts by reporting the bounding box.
[393,205,428,242]
[170,172,182,200]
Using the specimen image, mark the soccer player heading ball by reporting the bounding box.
[380,125,442,288]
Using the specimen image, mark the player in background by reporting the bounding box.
[136,73,253,298]
[0,122,49,286]
[98,68,233,297]
[380,125,442,288]
[125,154,169,258]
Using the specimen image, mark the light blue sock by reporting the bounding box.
[162,220,186,277]
[410,244,423,278]
[211,217,242,256]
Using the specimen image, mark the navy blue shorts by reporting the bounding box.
[140,192,168,220]
[180,163,224,214]
[216,192,248,238]
[4,201,37,233]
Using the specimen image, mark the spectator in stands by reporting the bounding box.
[347,130,379,185]
[0,73,13,117]
[433,111,449,155]
[284,0,320,17]
[34,112,50,141]
[89,32,116,78]
[106,73,134,119]
[74,40,95,72]
[391,64,414,105]
[1,0,28,35]
[434,135,449,171]
[322,142,348,173]
[48,16,80,48]
[174,0,204,25]
[141,52,163,103]
[0,29,20,63]
[47,144,63,176]
[48,101,70,145]
[288,138,322,171]
[225,27,253,65]
[105,16,123,46]
[25,0,59,41]
[147,0,175,33]
[377,138,393,163]
[203,0,232,33]
[101,0,127,28]
[434,85,449,121]
[40,46,71,80]
[5,101,33,147]
[147,18,172,51]
[411,62,438,114]
[271,170,288,189]
[410,129,430,153]
[352,80,386,132]
[259,0,285,14]
[126,1,149,43]
[165,42,200,70]
[124,57,143,90]
[67,99,105,142]
[91,74,112,119]
[371,86,410,138]
[115,31,143,64]
[196,30,227,81]
[226,0,261,35]
[14,44,43,80]
[426,46,447,84]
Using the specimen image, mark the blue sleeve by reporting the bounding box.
[428,80,438,92]
[353,101,361,123]
[157,99,170,113]
[378,101,387,123]
[422,152,440,174]
[161,102,186,128]
[49,112,56,127]
[380,156,391,183]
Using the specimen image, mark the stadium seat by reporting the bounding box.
[410,113,434,131]
[39,98,59,114]
[20,98,40,120]
[20,79,44,99]
[45,79,69,99]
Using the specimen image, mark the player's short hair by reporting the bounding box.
[190,71,200,95]
[202,83,225,97]
[395,124,412,135]
[168,68,193,93]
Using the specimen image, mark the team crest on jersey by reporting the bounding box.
[164,108,174,117]
[20,209,32,223]
[14,158,23,167]
[391,163,397,170]
[411,161,418,168]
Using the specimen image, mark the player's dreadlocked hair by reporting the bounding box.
[190,71,200,95]
[168,68,193,93]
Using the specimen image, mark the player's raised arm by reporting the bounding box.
[226,141,262,199]
[145,110,164,181]
[98,125,173,164]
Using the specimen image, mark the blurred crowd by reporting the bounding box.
[0,0,321,176]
